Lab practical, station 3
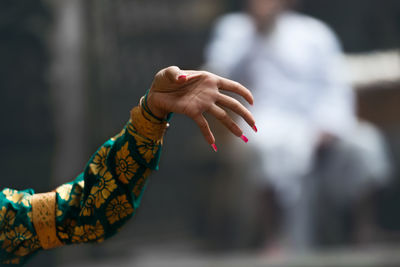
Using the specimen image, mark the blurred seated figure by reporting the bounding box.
[204,0,392,250]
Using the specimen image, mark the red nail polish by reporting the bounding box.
[211,144,218,152]
[252,125,258,133]
[178,75,187,80]
[240,135,249,143]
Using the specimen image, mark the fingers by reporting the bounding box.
[216,93,256,128]
[217,77,254,105]
[193,115,215,145]
[208,104,243,137]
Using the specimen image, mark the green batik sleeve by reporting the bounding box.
[55,119,164,244]
[0,107,167,265]
[0,188,39,265]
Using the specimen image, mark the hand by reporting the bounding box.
[146,66,257,148]
[318,132,336,148]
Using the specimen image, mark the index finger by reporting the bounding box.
[217,77,254,106]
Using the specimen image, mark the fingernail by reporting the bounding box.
[252,125,258,133]
[240,135,249,143]
[178,75,187,80]
[211,143,218,152]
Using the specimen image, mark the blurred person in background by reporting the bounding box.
[204,0,391,251]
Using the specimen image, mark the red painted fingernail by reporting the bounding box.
[178,75,187,80]
[252,125,258,133]
[211,144,218,152]
[240,135,249,143]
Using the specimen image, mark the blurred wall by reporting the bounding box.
[0,0,56,266]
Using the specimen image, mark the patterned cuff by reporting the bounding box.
[130,106,168,142]
[31,192,63,250]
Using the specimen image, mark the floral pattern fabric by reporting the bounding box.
[0,119,162,265]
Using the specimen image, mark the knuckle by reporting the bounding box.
[166,65,178,72]
[201,70,212,77]
[198,121,208,130]
[228,120,237,129]
[233,81,241,87]
[221,112,229,120]
[155,69,164,77]
[216,109,227,120]
[204,76,217,85]
[164,66,179,77]
[231,99,241,110]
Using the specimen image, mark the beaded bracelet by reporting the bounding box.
[141,89,173,123]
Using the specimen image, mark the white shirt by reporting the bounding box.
[205,12,357,188]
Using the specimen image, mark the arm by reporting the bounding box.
[0,67,256,265]
[0,106,166,264]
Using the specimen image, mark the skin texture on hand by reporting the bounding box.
[146,66,256,146]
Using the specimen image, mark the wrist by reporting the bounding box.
[146,92,168,119]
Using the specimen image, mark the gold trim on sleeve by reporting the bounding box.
[31,192,63,250]
[130,106,168,142]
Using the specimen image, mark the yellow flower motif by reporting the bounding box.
[3,189,31,206]
[80,195,95,216]
[90,171,117,209]
[116,142,139,184]
[127,124,159,163]
[15,235,41,257]
[0,207,6,241]
[0,206,7,228]
[106,195,134,224]
[56,184,73,201]
[111,128,126,142]
[27,235,41,249]
[72,221,104,243]
[71,227,86,243]
[136,136,158,163]
[5,210,16,226]
[0,208,16,235]
[3,225,33,253]
[14,246,30,257]
[69,184,83,207]
[56,208,63,217]
[86,221,104,240]
[27,211,32,222]
[2,258,20,265]
[89,146,110,175]
[58,231,69,240]
[57,219,76,241]
[133,169,151,197]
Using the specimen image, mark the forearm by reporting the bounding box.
[55,112,166,244]
[0,104,167,264]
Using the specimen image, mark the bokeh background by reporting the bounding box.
[0,0,399,266]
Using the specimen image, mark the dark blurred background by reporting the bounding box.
[0,0,399,266]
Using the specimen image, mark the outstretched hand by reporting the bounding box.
[146,66,257,150]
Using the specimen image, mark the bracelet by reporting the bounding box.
[141,89,173,123]
[32,192,64,250]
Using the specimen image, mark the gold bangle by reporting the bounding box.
[31,192,63,250]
